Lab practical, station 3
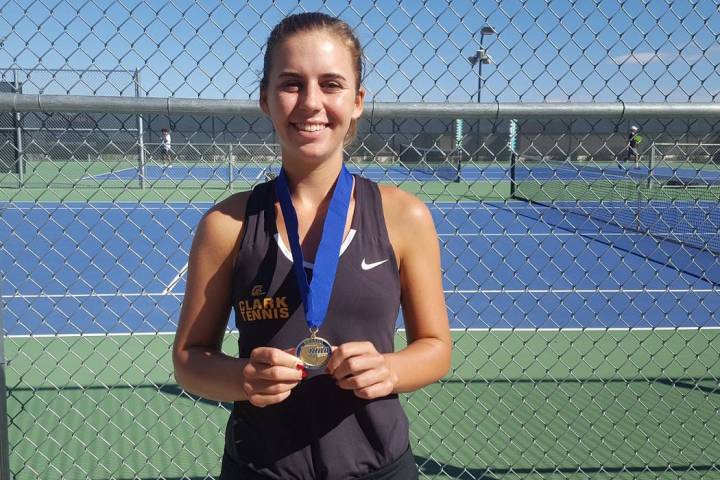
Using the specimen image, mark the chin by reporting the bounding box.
[289,143,341,162]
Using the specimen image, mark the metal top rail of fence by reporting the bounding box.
[3,93,720,118]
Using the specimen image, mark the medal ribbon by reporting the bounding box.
[275,165,353,330]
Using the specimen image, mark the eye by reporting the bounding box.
[323,82,343,91]
[280,82,301,92]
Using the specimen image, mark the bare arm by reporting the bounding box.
[327,187,451,397]
[172,194,249,402]
[172,193,304,405]
[383,188,452,392]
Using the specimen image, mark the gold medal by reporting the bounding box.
[296,330,332,369]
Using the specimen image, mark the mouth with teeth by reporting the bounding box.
[292,122,330,133]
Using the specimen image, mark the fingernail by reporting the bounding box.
[296,364,304,371]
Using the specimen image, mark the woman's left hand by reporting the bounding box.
[326,342,398,399]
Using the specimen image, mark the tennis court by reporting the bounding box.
[2,162,719,477]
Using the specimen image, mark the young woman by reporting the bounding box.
[173,12,451,480]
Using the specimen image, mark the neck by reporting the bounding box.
[281,155,344,208]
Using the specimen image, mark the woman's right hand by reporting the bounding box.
[242,347,306,407]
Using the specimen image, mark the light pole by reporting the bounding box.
[468,25,495,103]
[468,26,495,161]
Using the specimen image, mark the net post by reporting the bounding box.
[454,119,462,182]
[509,151,517,198]
[453,149,461,183]
[0,283,11,480]
[135,68,146,189]
[649,143,655,171]
[648,144,655,191]
[12,69,24,188]
[227,144,233,189]
[508,119,518,197]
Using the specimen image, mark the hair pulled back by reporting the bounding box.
[261,12,364,146]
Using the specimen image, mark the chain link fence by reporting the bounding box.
[1,1,719,479]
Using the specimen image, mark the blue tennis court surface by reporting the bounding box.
[2,200,718,336]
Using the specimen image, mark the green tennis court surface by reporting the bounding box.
[6,330,719,479]
[0,159,507,203]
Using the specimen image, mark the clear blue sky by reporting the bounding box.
[0,0,718,103]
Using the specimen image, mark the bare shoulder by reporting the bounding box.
[378,184,434,230]
[194,190,252,258]
[377,184,436,262]
[204,190,251,223]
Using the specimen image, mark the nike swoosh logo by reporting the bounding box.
[361,258,389,271]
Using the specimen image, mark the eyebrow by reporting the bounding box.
[277,72,348,82]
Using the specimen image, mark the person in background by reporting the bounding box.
[624,125,642,168]
[161,127,172,166]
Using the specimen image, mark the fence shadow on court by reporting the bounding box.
[510,205,720,286]
[414,461,720,478]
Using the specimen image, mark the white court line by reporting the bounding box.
[7,325,720,339]
[438,326,720,332]
[78,167,138,182]
[8,201,713,213]
[2,292,184,299]
[163,263,188,294]
[7,332,180,338]
[432,201,524,206]
[437,232,669,237]
[4,287,718,300]
[2,203,211,211]
[5,200,506,210]
[449,288,719,294]
[432,202,719,209]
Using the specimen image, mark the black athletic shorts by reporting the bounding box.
[219,445,418,480]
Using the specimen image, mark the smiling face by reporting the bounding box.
[260,30,364,168]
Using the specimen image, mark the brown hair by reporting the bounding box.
[260,12,364,146]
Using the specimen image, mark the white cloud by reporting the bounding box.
[613,51,676,65]
[612,44,720,66]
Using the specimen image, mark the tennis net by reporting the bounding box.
[510,156,720,253]
[397,145,462,181]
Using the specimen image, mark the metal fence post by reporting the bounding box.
[227,144,233,189]
[12,69,24,188]
[0,283,11,480]
[135,68,146,189]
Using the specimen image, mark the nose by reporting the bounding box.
[299,82,322,111]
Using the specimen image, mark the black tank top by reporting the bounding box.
[222,175,411,480]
